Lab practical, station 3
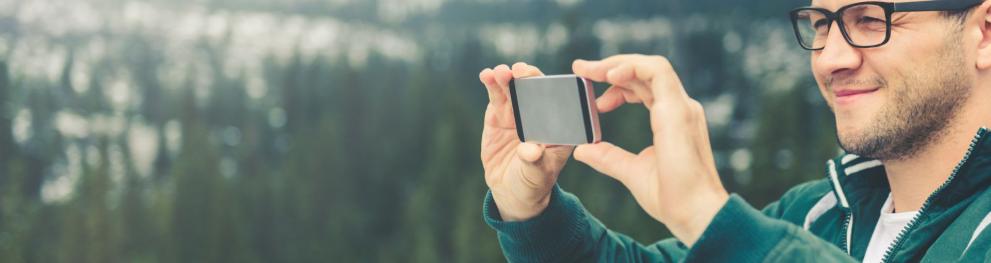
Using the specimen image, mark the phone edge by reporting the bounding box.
[508,78,526,143]
[576,77,601,144]
[585,77,602,143]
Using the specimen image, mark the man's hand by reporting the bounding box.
[571,54,730,247]
[479,63,574,221]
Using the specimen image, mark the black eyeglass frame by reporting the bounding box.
[789,0,985,50]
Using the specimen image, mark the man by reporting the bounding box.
[477,0,991,262]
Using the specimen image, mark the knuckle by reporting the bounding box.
[650,58,674,76]
[691,101,705,122]
[689,99,704,115]
[659,100,694,124]
[679,107,695,124]
[649,55,671,66]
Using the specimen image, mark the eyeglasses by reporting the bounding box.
[789,0,984,50]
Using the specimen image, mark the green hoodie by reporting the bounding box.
[483,127,991,262]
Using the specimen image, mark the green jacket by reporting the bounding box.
[483,128,991,262]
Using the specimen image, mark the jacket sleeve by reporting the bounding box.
[484,183,859,262]
[483,185,686,263]
[684,193,857,262]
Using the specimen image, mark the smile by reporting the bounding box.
[834,87,880,105]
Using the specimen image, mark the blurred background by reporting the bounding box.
[0,0,841,262]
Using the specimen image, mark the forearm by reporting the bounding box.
[484,185,602,262]
[684,195,857,263]
[484,188,858,262]
[484,185,684,262]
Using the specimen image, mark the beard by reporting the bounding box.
[832,38,972,161]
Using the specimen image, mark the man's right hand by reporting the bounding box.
[479,63,574,221]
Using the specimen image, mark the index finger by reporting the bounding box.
[480,68,505,104]
[621,59,688,107]
[574,55,688,106]
[571,54,642,82]
[511,62,544,79]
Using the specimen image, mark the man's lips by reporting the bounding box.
[834,88,879,97]
[833,87,879,105]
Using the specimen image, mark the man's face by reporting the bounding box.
[810,0,975,160]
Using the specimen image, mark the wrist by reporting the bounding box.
[667,190,730,246]
[491,189,552,221]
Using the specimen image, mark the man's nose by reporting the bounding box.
[813,22,863,77]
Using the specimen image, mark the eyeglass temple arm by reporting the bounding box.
[894,0,984,12]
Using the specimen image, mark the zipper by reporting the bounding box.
[827,158,855,254]
[840,209,852,254]
[877,127,987,263]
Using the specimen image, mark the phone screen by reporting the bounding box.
[510,75,597,145]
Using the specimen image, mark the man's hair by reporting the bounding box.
[943,10,972,24]
[943,1,983,24]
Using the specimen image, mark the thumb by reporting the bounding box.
[574,142,637,183]
[517,142,545,163]
[513,143,558,190]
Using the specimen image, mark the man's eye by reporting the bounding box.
[814,19,830,29]
[857,16,885,25]
[854,16,887,31]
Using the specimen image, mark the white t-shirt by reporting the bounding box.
[862,194,918,263]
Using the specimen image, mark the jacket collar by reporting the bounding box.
[826,127,991,210]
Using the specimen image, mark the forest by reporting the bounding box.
[0,0,840,262]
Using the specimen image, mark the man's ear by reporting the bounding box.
[975,1,991,70]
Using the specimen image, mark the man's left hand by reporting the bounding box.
[572,54,730,247]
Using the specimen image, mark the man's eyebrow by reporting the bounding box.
[808,0,826,9]
[799,2,826,9]
[802,4,835,12]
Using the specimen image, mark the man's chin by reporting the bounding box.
[835,125,873,155]
[836,134,854,153]
[835,124,864,143]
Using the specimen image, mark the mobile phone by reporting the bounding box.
[509,74,601,145]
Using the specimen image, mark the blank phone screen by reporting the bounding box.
[512,75,589,145]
